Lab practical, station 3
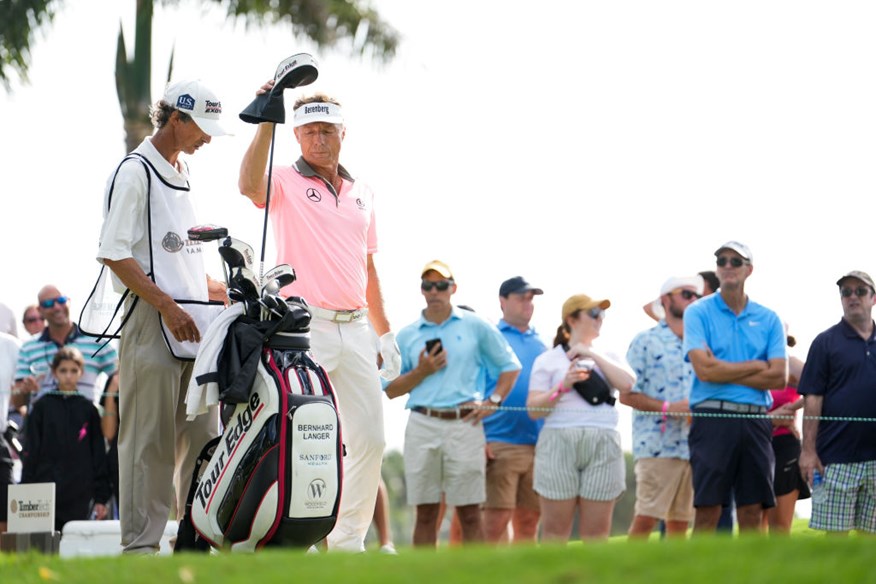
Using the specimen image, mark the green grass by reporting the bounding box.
[2,532,873,584]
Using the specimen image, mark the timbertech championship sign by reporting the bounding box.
[8,483,55,533]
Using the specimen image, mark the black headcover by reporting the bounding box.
[239,54,319,124]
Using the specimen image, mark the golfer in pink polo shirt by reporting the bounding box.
[239,82,401,552]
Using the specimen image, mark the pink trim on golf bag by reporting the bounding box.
[188,346,343,551]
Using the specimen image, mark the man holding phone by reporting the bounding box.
[384,260,521,548]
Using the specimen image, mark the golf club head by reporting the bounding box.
[187,224,228,242]
[239,54,319,124]
[262,264,296,296]
[230,266,261,301]
[219,237,255,272]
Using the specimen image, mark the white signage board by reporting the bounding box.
[7,482,55,533]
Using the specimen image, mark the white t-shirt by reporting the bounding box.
[529,344,619,430]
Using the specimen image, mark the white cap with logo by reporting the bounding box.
[163,79,231,137]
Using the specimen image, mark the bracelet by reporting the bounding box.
[661,401,669,433]
[549,383,567,402]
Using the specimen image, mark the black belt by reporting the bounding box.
[695,400,767,414]
[412,406,473,420]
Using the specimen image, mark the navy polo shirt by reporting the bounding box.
[797,318,876,465]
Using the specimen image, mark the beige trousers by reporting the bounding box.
[118,300,218,553]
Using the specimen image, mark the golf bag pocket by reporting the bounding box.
[160,300,225,361]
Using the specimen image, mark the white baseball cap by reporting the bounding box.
[660,275,705,296]
[163,79,230,137]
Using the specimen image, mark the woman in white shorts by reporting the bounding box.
[527,293,635,542]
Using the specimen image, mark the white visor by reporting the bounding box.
[292,102,344,128]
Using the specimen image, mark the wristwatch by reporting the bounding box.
[488,393,503,406]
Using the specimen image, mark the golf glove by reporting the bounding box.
[379,331,402,380]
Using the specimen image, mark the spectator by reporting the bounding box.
[482,276,547,544]
[13,286,118,410]
[762,329,809,534]
[20,347,110,532]
[683,241,787,533]
[798,270,876,536]
[527,294,634,542]
[21,305,45,338]
[384,260,520,547]
[0,303,16,337]
[622,275,703,539]
[239,87,401,552]
[371,478,397,554]
[0,331,21,533]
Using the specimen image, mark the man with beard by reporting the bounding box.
[623,275,703,538]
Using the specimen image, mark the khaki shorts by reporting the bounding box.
[485,442,539,511]
[633,457,694,522]
[403,411,486,507]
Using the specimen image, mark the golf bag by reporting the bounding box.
[178,308,343,552]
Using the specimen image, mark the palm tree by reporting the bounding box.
[1,0,398,150]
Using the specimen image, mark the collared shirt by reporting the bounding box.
[797,318,876,465]
[626,320,692,460]
[389,307,521,409]
[683,293,786,406]
[483,320,547,445]
[262,157,377,310]
[14,325,118,403]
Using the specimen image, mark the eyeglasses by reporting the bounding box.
[840,286,872,298]
[39,296,68,309]
[716,256,747,268]
[672,289,702,301]
[587,307,605,319]
[421,280,453,292]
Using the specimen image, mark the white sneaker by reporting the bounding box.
[379,543,398,555]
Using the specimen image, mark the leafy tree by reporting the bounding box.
[1,0,399,150]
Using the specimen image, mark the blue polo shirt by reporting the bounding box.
[797,319,876,465]
[483,320,547,445]
[388,307,521,409]
[683,293,786,407]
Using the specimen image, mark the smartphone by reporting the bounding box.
[575,358,596,371]
[425,338,444,354]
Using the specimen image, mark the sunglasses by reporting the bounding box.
[39,296,68,309]
[587,307,605,319]
[421,280,453,292]
[716,256,747,268]
[673,289,702,301]
[840,286,872,298]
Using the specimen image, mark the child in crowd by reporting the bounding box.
[21,347,110,531]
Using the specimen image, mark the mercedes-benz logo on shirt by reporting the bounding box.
[306,188,322,202]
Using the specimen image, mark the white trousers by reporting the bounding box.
[309,317,385,551]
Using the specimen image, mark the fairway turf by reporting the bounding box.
[1,534,873,584]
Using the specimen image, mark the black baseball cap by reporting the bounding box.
[499,276,544,297]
